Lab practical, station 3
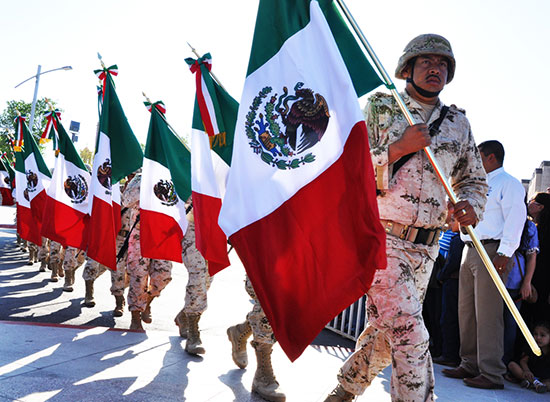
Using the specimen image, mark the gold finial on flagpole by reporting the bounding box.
[45,98,55,111]
[187,42,228,92]
[97,52,106,69]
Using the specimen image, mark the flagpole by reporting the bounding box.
[334,0,541,357]
[186,42,228,92]
[141,93,191,152]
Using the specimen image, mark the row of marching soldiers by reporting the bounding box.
[16,168,287,402]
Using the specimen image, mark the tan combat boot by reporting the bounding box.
[39,257,48,272]
[251,341,286,402]
[174,310,188,339]
[185,313,205,355]
[141,295,154,324]
[83,280,95,307]
[63,269,75,292]
[324,384,356,402]
[50,262,60,282]
[113,295,125,317]
[130,311,144,331]
[227,321,252,369]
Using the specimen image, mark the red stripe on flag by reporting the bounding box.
[229,122,386,361]
[87,197,120,270]
[1,188,14,205]
[17,204,42,245]
[41,195,89,249]
[140,209,184,263]
[192,191,230,276]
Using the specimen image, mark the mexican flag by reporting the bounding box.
[41,110,91,249]
[88,65,143,270]
[14,116,51,245]
[218,0,386,361]
[186,53,238,276]
[0,155,15,206]
[140,101,191,262]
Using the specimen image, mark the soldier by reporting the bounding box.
[37,237,50,272]
[122,171,173,331]
[49,241,65,282]
[81,205,131,316]
[62,246,87,292]
[27,242,39,265]
[325,34,488,401]
[174,205,212,355]
[226,276,286,402]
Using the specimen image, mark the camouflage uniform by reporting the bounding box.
[37,237,50,263]
[27,242,39,263]
[181,220,211,314]
[49,241,65,266]
[123,173,172,313]
[63,246,86,274]
[336,91,487,401]
[81,206,132,296]
[245,276,276,345]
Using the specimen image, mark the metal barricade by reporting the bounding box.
[325,295,367,341]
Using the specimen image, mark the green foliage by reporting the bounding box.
[0,98,59,159]
[79,147,93,166]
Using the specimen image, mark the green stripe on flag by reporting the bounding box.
[246,0,382,97]
[99,75,143,183]
[145,110,192,202]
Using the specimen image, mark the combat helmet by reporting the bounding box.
[395,34,455,83]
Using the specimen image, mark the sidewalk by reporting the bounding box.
[0,205,545,401]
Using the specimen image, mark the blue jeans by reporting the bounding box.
[503,288,522,365]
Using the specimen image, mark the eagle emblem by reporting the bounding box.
[26,170,38,192]
[245,82,330,169]
[97,158,112,190]
[4,176,10,186]
[153,179,178,206]
[64,174,88,204]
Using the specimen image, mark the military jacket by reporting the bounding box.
[121,173,141,226]
[367,91,487,229]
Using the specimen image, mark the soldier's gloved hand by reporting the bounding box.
[389,124,431,163]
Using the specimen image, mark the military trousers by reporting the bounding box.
[182,222,211,314]
[82,258,128,297]
[245,276,276,345]
[338,236,436,402]
[63,247,86,273]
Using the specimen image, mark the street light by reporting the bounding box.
[14,65,73,133]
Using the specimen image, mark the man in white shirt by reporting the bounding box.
[443,140,526,389]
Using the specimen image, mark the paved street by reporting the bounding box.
[0,205,547,401]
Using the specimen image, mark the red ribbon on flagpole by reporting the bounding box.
[189,58,216,137]
[13,116,26,151]
[94,65,118,100]
[41,109,61,144]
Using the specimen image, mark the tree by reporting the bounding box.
[0,98,59,162]
[79,147,93,166]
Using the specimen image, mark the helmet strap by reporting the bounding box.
[407,64,441,98]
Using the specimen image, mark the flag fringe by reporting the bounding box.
[209,132,226,149]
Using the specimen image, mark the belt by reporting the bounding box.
[380,219,441,246]
[465,239,499,248]
[118,230,129,237]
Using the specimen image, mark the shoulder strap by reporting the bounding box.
[391,106,450,178]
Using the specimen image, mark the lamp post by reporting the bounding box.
[14,65,72,133]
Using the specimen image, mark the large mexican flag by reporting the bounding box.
[218,0,386,361]
[186,53,238,276]
[140,101,191,262]
[88,65,143,270]
[14,116,51,245]
[0,155,15,206]
[41,110,91,249]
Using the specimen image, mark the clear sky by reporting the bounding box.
[1,0,548,182]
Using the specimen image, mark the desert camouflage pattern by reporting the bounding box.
[38,237,50,262]
[63,246,86,273]
[49,241,65,265]
[28,242,39,262]
[395,34,456,82]
[338,236,436,401]
[182,220,211,314]
[367,92,487,228]
[245,276,275,345]
[123,173,172,312]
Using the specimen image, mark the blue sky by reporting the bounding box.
[1,0,549,181]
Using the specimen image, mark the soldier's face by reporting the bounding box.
[405,55,448,93]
